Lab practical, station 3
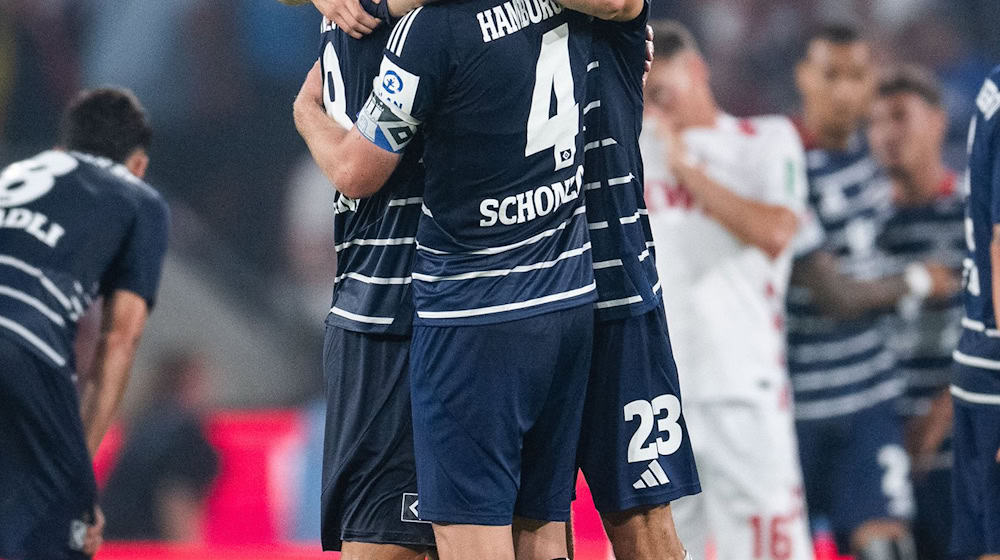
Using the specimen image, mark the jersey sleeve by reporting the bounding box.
[355,6,450,153]
[100,191,170,310]
[759,120,809,213]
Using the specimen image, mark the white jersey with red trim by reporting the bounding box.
[642,113,809,403]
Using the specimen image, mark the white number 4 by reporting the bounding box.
[625,394,683,463]
[526,23,578,172]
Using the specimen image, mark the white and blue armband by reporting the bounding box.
[356,89,421,154]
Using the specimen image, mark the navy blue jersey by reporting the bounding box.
[878,175,965,417]
[319,19,425,335]
[954,65,1000,400]
[786,136,901,420]
[583,3,660,322]
[0,150,169,373]
[365,1,595,325]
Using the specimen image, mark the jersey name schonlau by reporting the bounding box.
[480,166,583,227]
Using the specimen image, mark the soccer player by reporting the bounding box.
[641,21,814,560]
[786,24,954,560]
[577,11,700,560]
[292,0,633,555]
[951,64,1000,560]
[288,2,435,559]
[869,66,965,560]
[0,88,169,559]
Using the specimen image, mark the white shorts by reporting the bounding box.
[672,387,813,560]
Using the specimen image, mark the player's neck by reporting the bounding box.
[893,159,950,207]
[684,103,720,129]
[802,114,852,151]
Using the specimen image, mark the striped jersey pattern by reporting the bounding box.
[320,19,425,335]
[0,150,168,373]
[786,137,901,421]
[879,175,965,417]
[376,6,597,326]
[953,66,1000,405]
[583,9,662,322]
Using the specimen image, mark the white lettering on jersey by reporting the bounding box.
[476,0,563,43]
[0,208,66,248]
[479,165,582,226]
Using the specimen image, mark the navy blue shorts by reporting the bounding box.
[409,305,593,525]
[578,305,701,513]
[320,325,435,551]
[950,362,1000,558]
[795,399,913,553]
[0,336,95,560]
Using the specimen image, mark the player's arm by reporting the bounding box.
[672,157,799,259]
[665,124,798,259]
[791,250,955,320]
[293,61,402,199]
[558,0,642,22]
[79,291,150,456]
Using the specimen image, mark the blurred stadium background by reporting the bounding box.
[1,0,998,558]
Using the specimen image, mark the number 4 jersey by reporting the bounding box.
[0,150,169,374]
[358,0,595,325]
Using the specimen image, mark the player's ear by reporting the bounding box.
[124,149,149,180]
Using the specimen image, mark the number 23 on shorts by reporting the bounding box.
[624,394,683,463]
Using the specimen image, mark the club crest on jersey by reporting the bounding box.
[976,78,1000,120]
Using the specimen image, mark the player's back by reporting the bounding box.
[373,0,595,324]
[0,150,168,372]
[583,3,661,320]
[956,65,1000,375]
[319,19,425,334]
[785,135,900,421]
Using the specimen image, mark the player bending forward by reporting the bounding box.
[0,88,170,560]
[641,21,813,560]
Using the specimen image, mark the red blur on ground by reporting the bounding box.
[92,410,849,560]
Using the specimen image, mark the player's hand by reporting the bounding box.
[312,0,381,39]
[924,261,961,300]
[643,24,654,86]
[82,506,105,557]
[905,390,952,477]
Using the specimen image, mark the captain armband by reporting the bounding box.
[356,92,421,154]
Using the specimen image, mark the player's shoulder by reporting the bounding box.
[71,151,168,219]
[742,114,801,144]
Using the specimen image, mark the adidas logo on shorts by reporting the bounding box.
[633,459,670,490]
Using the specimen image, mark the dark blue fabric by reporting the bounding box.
[319,325,434,550]
[0,150,168,374]
[319,20,424,335]
[950,386,1000,557]
[408,306,592,524]
[578,304,701,513]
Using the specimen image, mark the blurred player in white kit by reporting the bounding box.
[640,21,814,560]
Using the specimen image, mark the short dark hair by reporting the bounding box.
[877,65,943,107]
[808,22,863,46]
[649,20,700,61]
[59,88,152,163]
